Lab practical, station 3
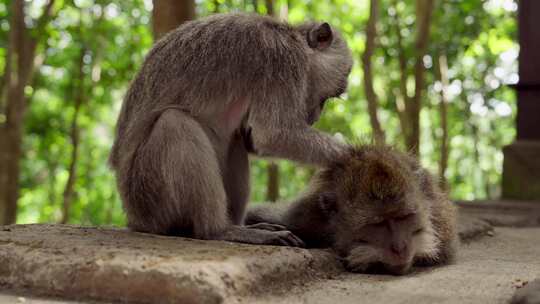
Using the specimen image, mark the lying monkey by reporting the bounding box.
[246,145,458,275]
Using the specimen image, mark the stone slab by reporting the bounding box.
[0,224,341,304]
[0,208,500,304]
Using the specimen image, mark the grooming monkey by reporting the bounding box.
[246,145,458,274]
[109,13,353,246]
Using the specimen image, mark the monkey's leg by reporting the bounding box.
[223,131,291,233]
[223,131,251,225]
[129,109,303,246]
[125,109,230,236]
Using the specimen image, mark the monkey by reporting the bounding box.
[108,13,353,246]
[245,145,458,274]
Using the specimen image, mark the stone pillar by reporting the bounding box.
[502,0,540,200]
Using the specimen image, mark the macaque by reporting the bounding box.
[109,13,353,246]
[246,145,458,274]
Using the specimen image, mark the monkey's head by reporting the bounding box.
[315,146,439,275]
[295,22,353,125]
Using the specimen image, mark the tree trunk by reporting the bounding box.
[436,54,450,190]
[407,0,435,156]
[60,47,86,224]
[265,163,279,202]
[390,0,411,144]
[361,0,385,145]
[0,0,56,225]
[265,0,274,16]
[152,0,196,40]
[251,0,259,12]
[262,0,281,203]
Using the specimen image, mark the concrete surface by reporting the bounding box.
[249,227,540,304]
[0,294,80,304]
[0,224,341,304]
[0,207,531,304]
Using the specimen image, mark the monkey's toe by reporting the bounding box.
[245,223,288,232]
[280,231,306,248]
[265,230,305,248]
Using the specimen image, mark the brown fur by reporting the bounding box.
[246,145,458,273]
[109,13,353,246]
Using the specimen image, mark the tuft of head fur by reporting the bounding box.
[307,144,457,274]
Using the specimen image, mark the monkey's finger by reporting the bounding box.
[278,231,305,248]
[246,223,288,231]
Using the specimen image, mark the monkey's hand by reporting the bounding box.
[342,245,381,273]
[217,226,305,247]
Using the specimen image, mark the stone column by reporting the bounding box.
[502,0,540,200]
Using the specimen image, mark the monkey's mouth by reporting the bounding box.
[322,89,345,103]
[384,263,412,276]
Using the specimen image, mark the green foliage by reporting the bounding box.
[15,0,152,225]
[1,0,518,225]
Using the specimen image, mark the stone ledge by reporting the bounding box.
[0,210,498,304]
[458,200,540,227]
[0,224,341,304]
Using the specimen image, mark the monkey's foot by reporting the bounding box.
[244,222,288,231]
[217,226,305,248]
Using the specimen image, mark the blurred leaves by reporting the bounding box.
[0,0,518,224]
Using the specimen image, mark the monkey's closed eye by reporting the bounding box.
[413,228,424,235]
[395,213,415,221]
[371,220,386,227]
[355,239,369,245]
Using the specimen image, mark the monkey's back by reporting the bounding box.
[110,13,311,169]
[134,13,309,113]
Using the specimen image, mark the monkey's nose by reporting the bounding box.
[390,242,408,258]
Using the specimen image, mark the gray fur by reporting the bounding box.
[109,13,353,245]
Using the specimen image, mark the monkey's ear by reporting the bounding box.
[308,22,333,49]
[319,192,338,216]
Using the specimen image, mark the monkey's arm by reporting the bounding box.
[246,92,349,165]
[251,125,348,165]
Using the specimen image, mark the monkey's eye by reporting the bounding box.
[371,219,386,227]
[413,228,424,235]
